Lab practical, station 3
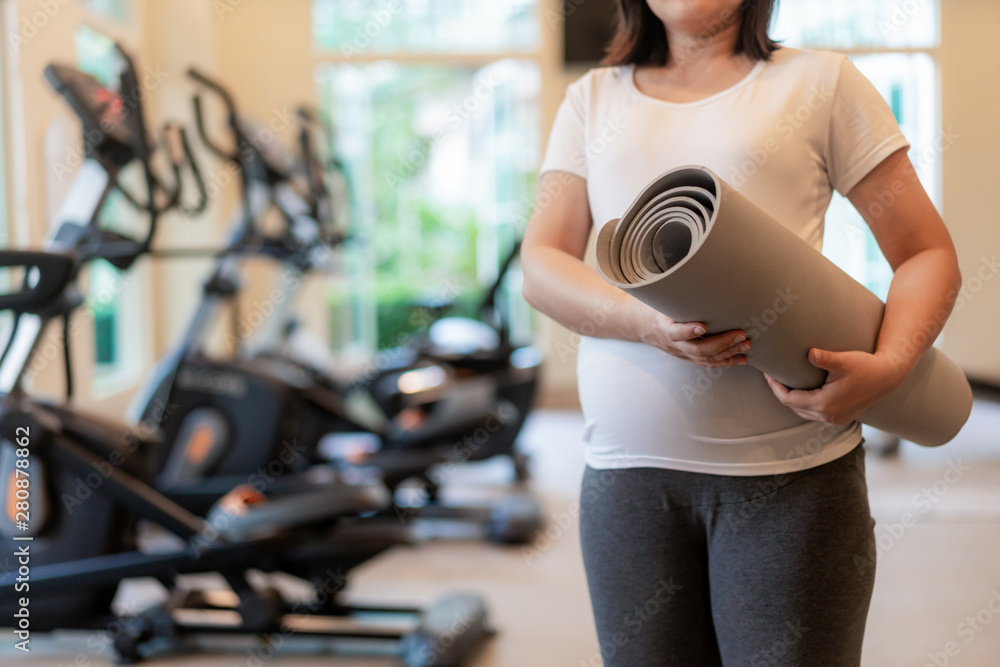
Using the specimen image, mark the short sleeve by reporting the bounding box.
[538,78,589,180]
[826,58,910,196]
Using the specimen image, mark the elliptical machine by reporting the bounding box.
[238,101,542,485]
[0,45,490,666]
[127,69,541,543]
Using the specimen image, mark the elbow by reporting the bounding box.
[951,251,963,295]
[521,281,535,309]
[943,245,962,301]
[520,262,541,310]
[519,240,540,309]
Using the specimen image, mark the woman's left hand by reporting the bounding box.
[764,348,908,425]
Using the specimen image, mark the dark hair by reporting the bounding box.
[603,0,780,67]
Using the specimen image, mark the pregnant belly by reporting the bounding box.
[577,337,808,442]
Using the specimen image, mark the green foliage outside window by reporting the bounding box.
[318,60,538,351]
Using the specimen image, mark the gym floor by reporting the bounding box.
[5,404,1000,667]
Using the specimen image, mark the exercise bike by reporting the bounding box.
[0,45,490,666]
[127,69,541,543]
[240,102,542,486]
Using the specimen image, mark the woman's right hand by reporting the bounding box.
[634,307,750,368]
[522,171,748,369]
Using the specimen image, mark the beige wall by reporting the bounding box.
[938,0,1000,382]
[142,0,226,356]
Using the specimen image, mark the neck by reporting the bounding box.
[665,14,743,72]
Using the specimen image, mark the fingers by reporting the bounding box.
[764,374,853,425]
[665,322,745,349]
[664,321,708,342]
[699,353,749,369]
[706,337,751,363]
[764,373,790,400]
[678,331,750,366]
[807,348,847,373]
[657,323,749,367]
[766,374,818,411]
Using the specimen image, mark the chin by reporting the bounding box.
[646,0,743,34]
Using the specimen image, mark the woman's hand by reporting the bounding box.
[636,308,750,368]
[765,149,961,429]
[764,347,909,425]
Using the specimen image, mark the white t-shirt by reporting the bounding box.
[539,47,910,476]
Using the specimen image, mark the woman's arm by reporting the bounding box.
[522,171,750,368]
[765,149,962,423]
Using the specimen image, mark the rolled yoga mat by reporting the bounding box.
[594,165,972,447]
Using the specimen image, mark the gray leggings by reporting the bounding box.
[579,443,876,666]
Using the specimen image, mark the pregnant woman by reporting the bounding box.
[520,0,961,664]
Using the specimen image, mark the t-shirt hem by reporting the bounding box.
[583,433,863,477]
[538,164,587,181]
[834,134,910,196]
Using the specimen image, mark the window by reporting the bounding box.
[313,1,540,354]
[83,0,130,23]
[773,0,941,299]
[313,0,538,55]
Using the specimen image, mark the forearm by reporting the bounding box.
[521,171,746,368]
[875,246,962,379]
[521,245,655,343]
